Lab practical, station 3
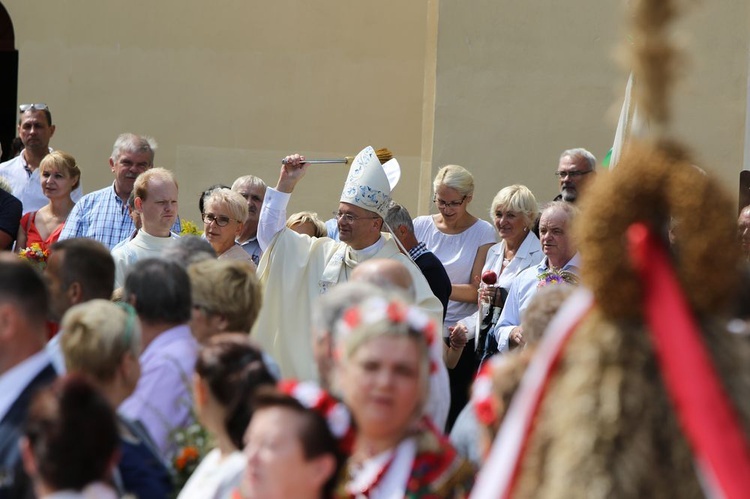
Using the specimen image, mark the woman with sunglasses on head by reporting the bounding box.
[60,299,173,499]
[15,151,80,253]
[412,164,496,430]
[202,188,256,267]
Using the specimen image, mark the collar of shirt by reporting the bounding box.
[409,241,429,261]
[0,349,51,422]
[537,252,581,273]
[140,324,195,364]
[348,235,386,264]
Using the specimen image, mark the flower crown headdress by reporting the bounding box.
[335,297,438,373]
[278,379,355,455]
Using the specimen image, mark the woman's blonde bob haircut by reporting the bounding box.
[40,150,81,190]
[203,188,248,224]
[60,300,141,381]
[490,184,539,230]
[188,259,261,333]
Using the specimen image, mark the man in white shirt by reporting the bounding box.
[491,201,580,352]
[0,104,82,213]
[112,168,180,288]
[0,257,57,497]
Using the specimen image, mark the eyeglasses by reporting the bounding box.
[555,170,592,179]
[202,212,235,227]
[19,103,49,113]
[332,211,380,224]
[433,196,466,209]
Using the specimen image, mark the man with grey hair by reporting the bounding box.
[554,147,596,203]
[231,174,267,265]
[490,201,580,352]
[59,133,179,249]
[386,202,451,319]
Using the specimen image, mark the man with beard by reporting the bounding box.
[554,148,596,204]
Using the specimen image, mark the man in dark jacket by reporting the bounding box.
[0,257,57,498]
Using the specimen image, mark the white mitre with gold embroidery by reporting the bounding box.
[340,146,401,218]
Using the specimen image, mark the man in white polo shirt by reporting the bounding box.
[0,104,82,213]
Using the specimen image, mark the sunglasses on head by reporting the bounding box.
[19,103,49,113]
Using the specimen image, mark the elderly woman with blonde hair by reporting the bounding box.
[60,299,173,499]
[202,188,255,265]
[455,184,543,355]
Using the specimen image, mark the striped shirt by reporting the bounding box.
[408,241,429,261]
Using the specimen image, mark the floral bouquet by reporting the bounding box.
[179,220,202,237]
[171,421,212,497]
[537,267,579,288]
[18,243,50,271]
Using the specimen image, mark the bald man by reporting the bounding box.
[350,258,415,299]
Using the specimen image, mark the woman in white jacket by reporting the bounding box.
[454,185,543,365]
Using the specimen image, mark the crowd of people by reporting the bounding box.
[0,102,749,499]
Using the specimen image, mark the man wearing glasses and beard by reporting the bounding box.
[553,148,596,204]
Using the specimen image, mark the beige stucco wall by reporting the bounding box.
[428,0,749,217]
[4,0,748,226]
[3,0,430,225]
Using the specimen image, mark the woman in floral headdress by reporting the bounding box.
[332,296,475,498]
[16,151,80,253]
